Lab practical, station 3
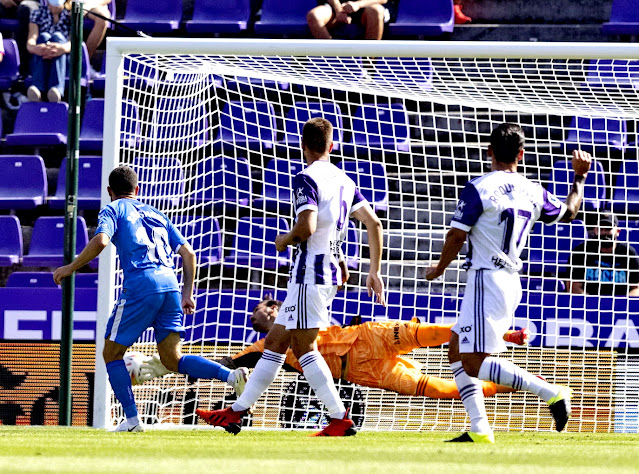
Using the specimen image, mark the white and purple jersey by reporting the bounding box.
[450,170,567,273]
[290,160,367,285]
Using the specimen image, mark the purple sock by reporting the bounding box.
[106,359,138,419]
[177,355,232,382]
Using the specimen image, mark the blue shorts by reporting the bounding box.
[105,290,185,347]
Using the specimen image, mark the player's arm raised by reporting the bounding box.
[560,149,592,223]
[351,203,385,306]
[274,209,317,251]
[425,227,467,281]
[177,242,197,315]
[53,233,110,285]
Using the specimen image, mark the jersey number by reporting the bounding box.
[336,185,348,231]
[499,208,532,255]
[136,226,172,266]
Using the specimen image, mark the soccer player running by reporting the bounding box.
[197,117,385,436]
[53,166,248,432]
[426,123,592,443]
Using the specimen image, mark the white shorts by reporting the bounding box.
[453,269,522,354]
[275,283,338,330]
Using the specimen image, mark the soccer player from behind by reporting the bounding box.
[197,117,385,436]
[52,166,248,432]
[142,295,530,400]
[426,123,592,443]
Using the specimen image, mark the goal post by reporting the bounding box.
[95,38,639,432]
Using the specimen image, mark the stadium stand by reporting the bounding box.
[173,215,223,266]
[22,216,88,267]
[253,0,315,36]
[337,160,389,212]
[346,102,410,156]
[280,101,344,152]
[526,220,588,274]
[6,271,58,287]
[602,0,639,36]
[612,161,639,214]
[185,0,252,34]
[564,116,628,154]
[389,0,455,37]
[49,156,102,210]
[191,156,252,209]
[549,159,607,211]
[0,215,22,266]
[219,100,277,151]
[79,99,140,152]
[226,217,291,269]
[0,155,47,209]
[253,157,304,214]
[0,39,19,90]
[5,102,69,147]
[119,0,182,33]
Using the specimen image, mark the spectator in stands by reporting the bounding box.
[564,212,639,296]
[0,0,39,75]
[454,0,472,24]
[83,1,111,65]
[25,0,71,103]
[307,0,394,40]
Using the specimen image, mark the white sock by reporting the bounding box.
[231,350,285,411]
[299,350,346,420]
[451,361,491,434]
[478,357,558,403]
[126,415,141,427]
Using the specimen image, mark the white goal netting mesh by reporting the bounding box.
[103,45,639,433]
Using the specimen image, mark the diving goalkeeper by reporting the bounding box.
[139,295,529,404]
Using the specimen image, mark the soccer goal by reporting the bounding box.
[94,38,639,433]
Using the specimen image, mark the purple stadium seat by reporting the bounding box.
[130,157,185,209]
[75,273,98,288]
[337,160,389,212]
[280,101,343,151]
[565,116,627,154]
[5,102,68,147]
[173,215,223,266]
[253,157,305,213]
[23,216,89,267]
[219,100,276,150]
[226,217,291,269]
[191,156,252,209]
[254,0,315,35]
[612,160,639,214]
[549,159,606,211]
[389,0,454,36]
[586,59,639,89]
[120,0,181,33]
[602,0,639,35]
[79,99,140,152]
[526,220,587,274]
[346,102,410,155]
[185,0,251,34]
[521,277,566,293]
[50,156,102,210]
[6,271,57,287]
[0,155,46,209]
[0,216,22,266]
[0,39,19,90]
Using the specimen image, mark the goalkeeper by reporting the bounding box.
[140,295,529,400]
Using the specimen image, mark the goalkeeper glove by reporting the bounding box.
[138,354,174,382]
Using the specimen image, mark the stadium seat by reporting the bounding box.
[75,273,99,288]
[337,160,389,212]
[222,76,290,97]
[148,95,209,150]
[602,0,639,36]
[5,102,69,147]
[79,99,140,152]
[0,215,22,266]
[191,156,252,210]
[173,216,223,266]
[346,102,410,156]
[612,160,639,214]
[619,227,639,249]
[130,157,185,208]
[280,101,344,152]
[120,0,181,33]
[0,39,19,90]
[0,155,47,209]
[548,159,606,211]
[389,0,454,36]
[564,116,627,154]
[219,100,277,150]
[6,271,57,287]
[254,0,315,35]
[526,220,587,274]
[23,216,89,267]
[50,156,102,210]
[253,158,305,213]
[185,0,252,34]
[521,277,566,293]
[226,217,291,269]
[585,59,639,89]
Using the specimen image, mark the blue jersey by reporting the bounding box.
[95,199,187,297]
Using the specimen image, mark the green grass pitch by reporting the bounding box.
[1,427,638,473]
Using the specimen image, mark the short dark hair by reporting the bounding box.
[302,117,332,154]
[490,123,525,164]
[253,298,282,315]
[109,166,138,196]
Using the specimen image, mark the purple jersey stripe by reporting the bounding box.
[314,254,326,285]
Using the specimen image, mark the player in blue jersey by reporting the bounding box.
[53,165,248,432]
[196,117,385,436]
[426,123,592,443]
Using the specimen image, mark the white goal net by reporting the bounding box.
[94,39,639,433]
